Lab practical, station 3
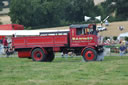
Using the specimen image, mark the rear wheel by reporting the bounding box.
[46,52,55,62]
[82,48,97,61]
[32,48,47,62]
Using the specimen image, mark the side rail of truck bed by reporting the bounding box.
[12,35,68,49]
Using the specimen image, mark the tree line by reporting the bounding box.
[0,0,128,29]
[9,0,98,28]
[99,0,128,21]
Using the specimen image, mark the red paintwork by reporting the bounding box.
[33,50,43,61]
[18,50,31,58]
[81,46,95,56]
[88,24,93,29]
[0,24,24,39]
[85,50,94,60]
[53,47,60,52]
[0,36,5,39]
[0,24,24,30]
[12,24,100,59]
[12,35,68,49]
[70,28,98,47]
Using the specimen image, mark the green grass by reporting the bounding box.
[0,55,128,85]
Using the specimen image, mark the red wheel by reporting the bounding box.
[32,48,46,62]
[83,48,97,61]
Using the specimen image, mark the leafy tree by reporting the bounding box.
[100,0,128,21]
[125,37,128,41]
[104,37,110,41]
[64,0,98,22]
[99,0,116,20]
[116,0,128,20]
[10,0,31,26]
[9,0,62,27]
[9,0,100,28]
[113,36,117,41]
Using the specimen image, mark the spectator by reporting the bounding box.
[119,43,126,56]
[119,26,124,31]
[105,20,109,26]
[2,37,9,57]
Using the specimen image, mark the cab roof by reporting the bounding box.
[70,24,90,28]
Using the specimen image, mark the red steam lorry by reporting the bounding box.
[12,24,104,62]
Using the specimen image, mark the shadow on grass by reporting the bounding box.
[53,57,83,63]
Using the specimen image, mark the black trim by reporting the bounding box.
[40,31,69,35]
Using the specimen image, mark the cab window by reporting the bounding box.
[76,28,94,35]
[76,28,87,35]
[87,28,93,34]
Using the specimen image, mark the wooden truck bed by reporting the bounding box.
[12,35,68,49]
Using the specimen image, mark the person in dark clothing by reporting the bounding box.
[92,24,98,35]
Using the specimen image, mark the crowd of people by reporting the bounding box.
[107,38,127,56]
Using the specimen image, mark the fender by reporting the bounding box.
[81,46,95,56]
[18,47,48,58]
[18,50,31,58]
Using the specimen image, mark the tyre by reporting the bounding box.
[32,48,47,62]
[46,52,55,62]
[82,48,97,61]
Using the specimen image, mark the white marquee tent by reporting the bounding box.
[118,32,128,40]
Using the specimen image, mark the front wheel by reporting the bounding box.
[82,48,97,61]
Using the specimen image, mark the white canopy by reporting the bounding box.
[0,29,69,36]
[118,32,128,40]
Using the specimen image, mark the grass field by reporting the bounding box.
[0,55,128,85]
